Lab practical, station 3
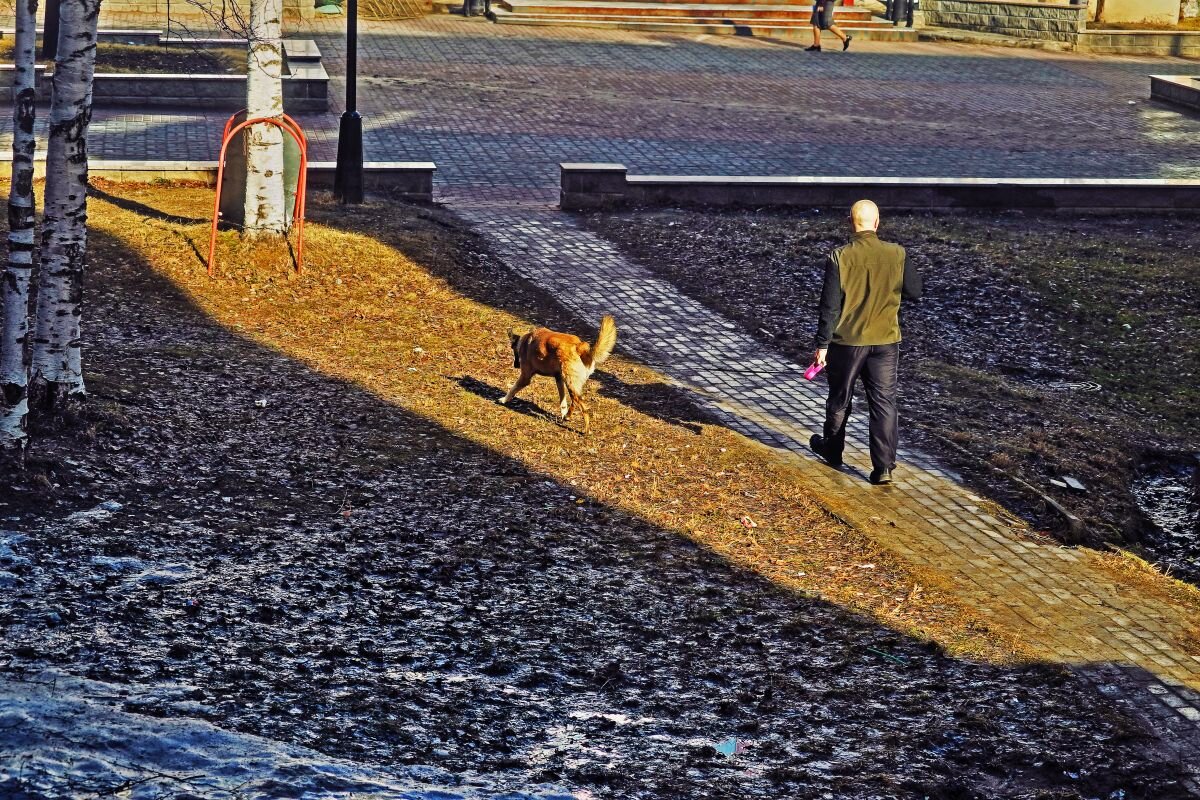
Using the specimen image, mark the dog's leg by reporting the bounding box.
[555,375,569,420]
[577,396,590,435]
[564,368,590,435]
[498,372,532,405]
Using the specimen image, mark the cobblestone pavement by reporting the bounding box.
[14,11,1200,191]
[456,201,1200,784]
[12,7,1200,783]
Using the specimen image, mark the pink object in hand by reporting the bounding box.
[804,361,824,380]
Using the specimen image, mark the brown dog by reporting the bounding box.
[499,316,617,434]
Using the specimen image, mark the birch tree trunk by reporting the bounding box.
[1,0,41,449]
[31,0,100,409]
[243,0,288,238]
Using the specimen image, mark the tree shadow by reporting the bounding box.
[453,373,583,436]
[4,193,1190,798]
[88,183,210,226]
[590,371,712,435]
[311,200,728,440]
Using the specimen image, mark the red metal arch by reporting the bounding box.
[208,113,309,276]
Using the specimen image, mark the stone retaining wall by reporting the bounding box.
[0,70,328,113]
[1078,30,1200,56]
[922,0,1087,41]
[0,39,329,112]
[92,70,327,112]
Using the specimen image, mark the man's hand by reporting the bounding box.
[814,348,827,367]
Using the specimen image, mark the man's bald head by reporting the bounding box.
[851,199,880,232]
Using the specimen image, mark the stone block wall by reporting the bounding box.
[922,0,1087,41]
[0,40,329,112]
[1078,30,1200,54]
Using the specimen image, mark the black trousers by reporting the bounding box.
[822,343,900,474]
[886,0,913,25]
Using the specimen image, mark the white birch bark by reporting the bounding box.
[243,0,288,238]
[1,0,41,448]
[31,0,100,408]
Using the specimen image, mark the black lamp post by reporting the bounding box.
[333,0,364,204]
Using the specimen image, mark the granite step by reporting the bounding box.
[498,0,877,18]
[490,8,913,37]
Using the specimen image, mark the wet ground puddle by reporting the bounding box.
[1132,456,1200,585]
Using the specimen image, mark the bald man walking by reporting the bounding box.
[809,200,922,485]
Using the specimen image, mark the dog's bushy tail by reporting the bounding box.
[582,315,617,368]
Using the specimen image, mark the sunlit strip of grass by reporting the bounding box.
[86,183,1071,663]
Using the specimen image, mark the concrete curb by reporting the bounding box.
[1151,75,1200,113]
[559,163,1200,212]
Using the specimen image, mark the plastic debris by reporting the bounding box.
[715,737,747,757]
[739,515,758,529]
[866,646,909,666]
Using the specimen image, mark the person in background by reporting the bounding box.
[806,0,852,52]
[809,200,922,485]
[887,0,915,27]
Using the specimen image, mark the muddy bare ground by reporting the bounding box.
[578,209,1200,584]
[0,199,1196,798]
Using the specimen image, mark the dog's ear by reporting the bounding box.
[508,327,522,344]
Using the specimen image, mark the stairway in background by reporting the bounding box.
[435,0,916,41]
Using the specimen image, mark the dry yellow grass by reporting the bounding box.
[71,181,1041,663]
[70,182,1200,668]
[1092,548,1200,655]
[85,182,1200,663]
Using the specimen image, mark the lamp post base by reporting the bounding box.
[334,111,364,204]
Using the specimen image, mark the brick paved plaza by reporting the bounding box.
[45,13,1200,193]
[9,9,1200,788]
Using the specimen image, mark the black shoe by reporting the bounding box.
[809,435,843,468]
[869,468,893,485]
[843,35,852,51]
[805,44,822,52]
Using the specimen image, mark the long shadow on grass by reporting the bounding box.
[455,374,582,435]
[307,197,1200,788]
[5,206,1193,799]
[455,373,709,438]
[88,183,210,226]
[312,201,717,439]
[591,371,710,435]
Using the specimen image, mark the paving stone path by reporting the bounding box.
[13,12,1200,184]
[456,201,1200,784]
[10,7,1200,782]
